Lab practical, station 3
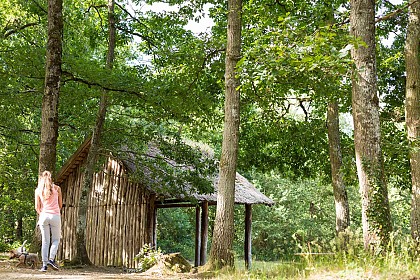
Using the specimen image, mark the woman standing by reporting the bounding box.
[35,170,62,272]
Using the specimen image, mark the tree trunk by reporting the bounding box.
[32,0,63,254]
[350,0,392,250]
[15,217,23,241]
[207,0,242,270]
[38,0,63,175]
[74,0,116,265]
[405,0,420,246]
[327,102,350,236]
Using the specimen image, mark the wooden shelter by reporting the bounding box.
[55,138,274,269]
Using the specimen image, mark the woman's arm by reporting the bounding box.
[56,185,63,209]
[34,189,42,214]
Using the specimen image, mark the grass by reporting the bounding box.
[205,250,420,279]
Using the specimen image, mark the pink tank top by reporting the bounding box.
[40,186,60,215]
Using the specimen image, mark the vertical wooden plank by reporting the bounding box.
[67,170,75,260]
[114,167,120,266]
[74,164,83,261]
[112,160,118,265]
[58,177,66,260]
[195,205,201,267]
[130,183,136,268]
[134,185,142,268]
[93,171,101,265]
[146,193,155,246]
[134,183,140,268]
[122,175,128,268]
[64,172,71,260]
[127,181,134,268]
[133,184,140,268]
[98,168,106,266]
[89,173,97,265]
[245,204,252,270]
[147,194,156,245]
[99,168,106,266]
[92,172,101,265]
[86,171,95,258]
[119,171,127,267]
[107,159,116,266]
[200,201,209,266]
[104,159,113,266]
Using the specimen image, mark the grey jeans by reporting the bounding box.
[38,213,61,266]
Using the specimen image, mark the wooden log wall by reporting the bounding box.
[58,157,154,268]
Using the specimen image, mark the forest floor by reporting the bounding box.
[0,253,203,280]
[1,253,420,279]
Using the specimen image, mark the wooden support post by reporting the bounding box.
[152,206,157,250]
[245,204,252,270]
[195,205,201,267]
[200,201,209,265]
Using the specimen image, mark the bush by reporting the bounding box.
[134,244,163,272]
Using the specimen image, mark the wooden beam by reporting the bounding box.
[156,203,198,208]
[200,201,208,266]
[195,205,201,267]
[245,204,252,270]
[156,198,194,204]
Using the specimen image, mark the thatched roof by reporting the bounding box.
[189,172,274,205]
[56,138,274,206]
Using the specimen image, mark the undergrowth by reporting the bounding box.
[213,232,420,279]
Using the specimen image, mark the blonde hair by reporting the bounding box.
[38,171,53,200]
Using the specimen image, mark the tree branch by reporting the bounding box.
[116,25,157,47]
[115,2,157,50]
[376,0,419,23]
[30,0,48,14]
[62,70,145,98]
[3,22,39,38]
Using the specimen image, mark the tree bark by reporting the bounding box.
[207,0,242,270]
[327,102,350,236]
[16,217,23,241]
[38,0,63,175]
[32,0,63,254]
[405,0,420,246]
[74,0,116,265]
[350,0,392,250]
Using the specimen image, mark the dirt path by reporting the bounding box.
[0,258,200,280]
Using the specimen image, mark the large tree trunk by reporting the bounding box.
[207,0,242,270]
[32,0,63,254]
[73,0,116,265]
[405,0,420,246]
[327,102,350,236]
[38,0,63,175]
[350,0,392,250]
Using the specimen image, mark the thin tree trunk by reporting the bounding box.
[32,0,63,254]
[405,0,420,246]
[323,0,350,240]
[74,0,116,265]
[207,0,242,270]
[327,102,350,236]
[16,217,23,241]
[350,0,392,250]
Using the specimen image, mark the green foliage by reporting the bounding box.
[134,244,163,272]
[0,0,415,271]
[248,173,337,260]
[240,114,331,178]
[156,208,197,261]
